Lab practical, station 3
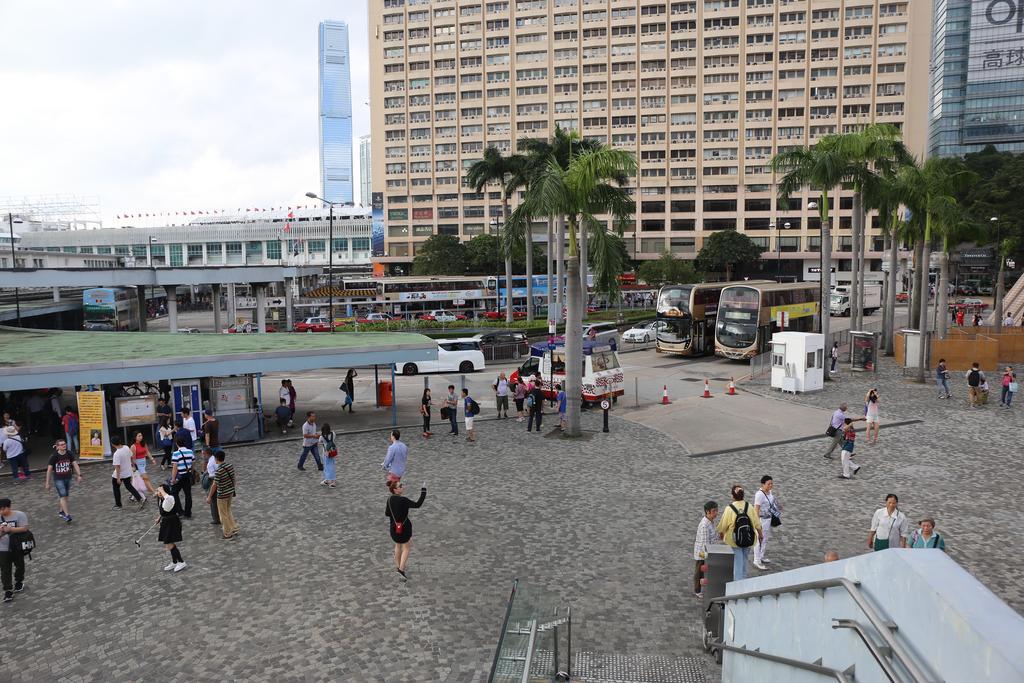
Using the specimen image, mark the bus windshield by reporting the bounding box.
[658,316,691,343]
[657,285,693,315]
[716,287,761,349]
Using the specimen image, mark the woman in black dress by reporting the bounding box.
[155,484,186,572]
[420,388,432,439]
[385,480,426,579]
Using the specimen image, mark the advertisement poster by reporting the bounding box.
[77,390,109,459]
[968,0,1024,84]
[371,192,385,257]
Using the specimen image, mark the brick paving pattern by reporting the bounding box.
[0,357,1019,681]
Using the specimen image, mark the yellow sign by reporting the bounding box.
[770,301,819,320]
[77,391,106,460]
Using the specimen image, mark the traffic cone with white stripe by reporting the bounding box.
[727,378,736,396]
[661,385,671,405]
[702,379,713,399]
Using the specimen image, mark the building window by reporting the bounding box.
[265,241,282,260]
[333,238,349,252]
[246,241,264,262]
[206,243,223,264]
[169,244,184,267]
[308,240,326,255]
[226,242,243,265]
[187,244,204,265]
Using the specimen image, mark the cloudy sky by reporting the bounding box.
[0,2,371,223]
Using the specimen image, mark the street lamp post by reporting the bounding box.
[491,217,502,317]
[307,193,337,332]
[992,216,1005,333]
[769,221,777,282]
[7,212,22,326]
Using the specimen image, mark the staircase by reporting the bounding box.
[987,276,1024,325]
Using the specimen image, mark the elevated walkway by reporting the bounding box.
[708,549,1024,682]
[988,275,1024,326]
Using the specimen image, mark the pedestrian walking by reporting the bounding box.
[526,380,544,433]
[966,362,985,408]
[956,308,965,327]
[462,388,479,442]
[868,494,909,551]
[936,359,952,399]
[829,342,839,374]
[823,403,862,459]
[170,436,195,518]
[556,384,567,431]
[973,312,982,327]
[716,485,762,582]
[199,446,219,526]
[838,418,862,479]
[1,425,30,481]
[110,436,144,510]
[692,500,719,597]
[493,372,510,419]
[173,418,193,451]
[278,380,292,426]
[341,369,357,413]
[287,379,297,424]
[381,430,408,484]
[420,388,433,439]
[45,438,81,523]
[1004,313,1015,327]
[752,476,780,570]
[319,424,338,488]
[154,485,187,572]
[130,431,156,493]
[202,410,219,449]
[297,411,324,472]
[156,396,172,425]
[1005,371,1018,408]
[274,399,291,434]
[999,366,1015,407]
[444,385,459,436]
[206,450,238,539]
[181,407,198,443]
[864,389,880,444]
[158,416,175,470]
[385,480,427,579]
[0,498,30,602]
[513,379,527,422]
[909,517,946,551]
[61,407,79,455]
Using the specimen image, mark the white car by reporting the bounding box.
[581,322,620,346]
[422,309,460,323]
[399,338,485,375]
[622,320,666,343]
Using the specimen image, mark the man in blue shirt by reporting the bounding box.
[170,436,195,518]
[381,430,408,484]
[556,384,567,431]
[461,388,477,443]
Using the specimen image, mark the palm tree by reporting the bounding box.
[772,136,851,367]
[512,134,635,436]
[465,147,525,324]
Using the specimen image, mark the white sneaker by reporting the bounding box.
[173,562,188,572]
[163,562,176,571]
[753,561,767,570]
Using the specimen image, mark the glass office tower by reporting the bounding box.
[319,20,354,203]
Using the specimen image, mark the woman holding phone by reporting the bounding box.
[385,480,427,579]
[864,388,880,444]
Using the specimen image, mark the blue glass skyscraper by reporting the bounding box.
[319,20,353,203]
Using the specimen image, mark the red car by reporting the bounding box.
[293,317,342,333]
[481,308,526,320]
[896,292,908,303]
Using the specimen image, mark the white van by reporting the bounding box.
[399,338,486,375]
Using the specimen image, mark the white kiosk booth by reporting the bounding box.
[770,332,825,394]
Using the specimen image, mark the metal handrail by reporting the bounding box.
[833,618,900,683]
[709,577,938,683]
[520,620,538,683]
[488,579,519,683]
[713,641,853,682]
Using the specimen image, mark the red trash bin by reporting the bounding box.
[377,381,393,407]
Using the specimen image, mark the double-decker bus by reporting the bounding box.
[655,281,770,356]
[714,282,820,359]
[82,287,140,331]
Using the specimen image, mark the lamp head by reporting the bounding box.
[991,216,998,222]
[305,192,318,199]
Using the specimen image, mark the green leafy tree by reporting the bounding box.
[638,251,699,288]
[465,234,502,274]
[411,234,466,276]
[694,231,763,281]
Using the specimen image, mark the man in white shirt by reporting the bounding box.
[110,436,144,510]
[203,446,221,526]
[868,493,908,551]
[181,407,198,443]
[753,475,779,570]
[493,372,510,419]
[1004,313,1014,327]
[297,412,323,471]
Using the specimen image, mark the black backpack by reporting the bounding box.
[1,515,35,560]
[468,398,480,416]
[730,502,756,548]
[968,369,980,387]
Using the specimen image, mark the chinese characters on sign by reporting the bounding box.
[969,0,1024,83]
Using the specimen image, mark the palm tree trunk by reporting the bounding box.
[525,224,535,322]
[546,219,553,321]
[565,240,583,437]
[849,192,862,331]
[504,256,514,324]
[937,249,950,339]
[881,229,890,344]
[819,193,832,378]
[556,217,566,323]
[884,220,898,355]
[579,221,588,308]
[909,238,924,329]
[915,227,931,383]
[856,193,867,331]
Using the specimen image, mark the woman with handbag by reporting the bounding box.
[420,388,433,439]
[319,424,338,488]
[385,480,426,579]
[999,367,1016,408]
[130,431,156,494]
[752,475,781,571]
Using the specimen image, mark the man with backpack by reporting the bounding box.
[461,388,479,443]
[526,380,544,433]
[966,362,985,408]
[0,497,30,603]
[716,485,763,581]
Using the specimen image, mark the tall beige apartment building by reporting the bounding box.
[369,0,931,283]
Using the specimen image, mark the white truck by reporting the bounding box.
[830,284,882,317]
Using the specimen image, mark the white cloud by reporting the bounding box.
[0,1,371,222]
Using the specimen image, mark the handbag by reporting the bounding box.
[200,472,212,491]
[826,425,838,437]
[388,498,406,535]
[1010,381,1019,393]
[440,406,450,419]
[770,514,782,527]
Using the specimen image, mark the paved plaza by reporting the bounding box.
[1,357,1021,681]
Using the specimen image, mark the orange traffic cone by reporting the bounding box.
[728,378,736,396]
[702,379,713,399]
[661,385,671,405]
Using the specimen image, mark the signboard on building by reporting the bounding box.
[968,0,1024,84]
[397,289,484,302]
[371,192,385,257]
[115,396,158,428]
[77,390,109,459]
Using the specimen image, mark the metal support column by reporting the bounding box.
[164,285,179,333]
[211,283,222,333]
[284,277,294,332]
[136,285,147,331]
[391,364,397,426]
[255,283,267,333]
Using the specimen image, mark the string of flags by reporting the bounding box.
[114,207,314,220]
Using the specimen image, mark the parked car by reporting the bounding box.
[399,338,485,375]
[293,316,338,333]
[176,327,202,334]
[83,319,116,331]
[224,322,278,334]
[356,312,395,323]
[622,320,666,343]
[473,330,530,360]
[581,321,620,346]
[978,285,994,295]
[951,297,987,309]
[955,285,977,296]
[896,292,909,303]
[481,307,527,320]
[419,309,466,323]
